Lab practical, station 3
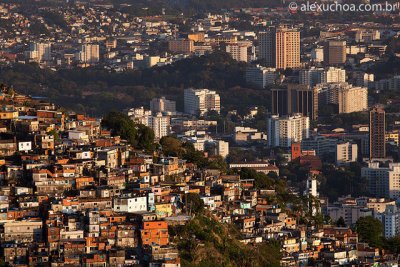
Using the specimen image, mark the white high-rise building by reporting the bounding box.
[226,44,248,62]
[245,65,278,89]
[128,108,169,140]
[304,173,319,216]
[355,29,380,43]
[216,140,229,159]
[362,162,400,199]
[184,88,220,116]
[305,176,318,198]
[77,44,100,64]
[375,205,400,238]
[336,142,358,166]
[27,42,52,63]
[267,114,310,148]
[150,97,176,113]
[316,82,368,114]
[325,67,346,83]
[311,47,324,62]
[148,113,170,140]
[205,140,230,159]
[299,67,346,87]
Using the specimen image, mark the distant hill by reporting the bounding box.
[111,0,282,16]
[0,52,270,116]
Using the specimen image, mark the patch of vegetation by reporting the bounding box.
[319,163,368,202]
[101,111,155,150]
[159,136,227,170]
[41,10,68,29]
[356,216,383,248]
[169,214,282,267]
[0,52,270,115]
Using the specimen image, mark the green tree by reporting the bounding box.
[182,142,208,168]
[160,136,184,156]
[319,163,367,201]
[102,111,137,145]
[336,217,346,227]
[136,124,155,151]
[171,214,282,267]
[207,155,228,172]
[227,148,256,163]
[240,168,274,190]
[384,236,400,254]
[256,240,282,267]
[356,216,383,248]
[101,111,154,149]
[185,193,204,215]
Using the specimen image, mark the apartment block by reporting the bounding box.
[362,162,400,199]
[336,142,358,166]
[150,97,176,113]
[258,27,300,69]
[245,65,277,89]
[168,39,194,54]
[226,43,248,62]
[184,88,220,116]
[299,67,346,87]
[267,114,310,148]
[324,40,346,65]
[316,82,368,114]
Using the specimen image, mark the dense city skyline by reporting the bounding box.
[1,0,400,266]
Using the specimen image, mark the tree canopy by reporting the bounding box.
[169,214,282,267]
[101,111,154,150]
[160,136,227,170]
[184,193,204,215]
[356,216,383,248]
[240,168,275,190]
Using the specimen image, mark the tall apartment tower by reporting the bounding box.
[78,44,100,64]
[370,106,386,159]
[375,205,400,239]
[226,44,248,62]
[324,40,346,65]
[27,42,52,63]
[271,84,319,120]
[148,113,170,140]
[267,114,310,147]
[258,27,300,69]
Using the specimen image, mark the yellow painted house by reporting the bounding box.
[155,203,173,218]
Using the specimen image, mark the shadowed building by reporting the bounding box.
[370,106,386,159]
[271,84,318,120]
[324,40,346,65]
